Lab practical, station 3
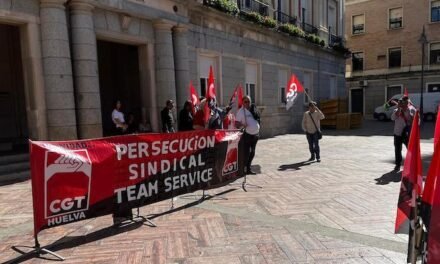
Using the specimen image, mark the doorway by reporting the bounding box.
[0,24,28,152]
[97,40,142,136]
[350,88,364,114]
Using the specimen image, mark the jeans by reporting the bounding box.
[394,135,409,166]
[244,132,259,170]
[306,132,320,159]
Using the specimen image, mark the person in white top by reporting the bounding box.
[391,97,415,171]
[235,96,260,175]
[112,100,128,135]
[302,101,325,162]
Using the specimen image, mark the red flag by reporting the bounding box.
[395,111,422,234]
[404,87,408,97]
[207,66,216,101]
[434,105,440,149]
[421,138,440,263]
[228,85,243,110]
[189,81,200,114]
[285,74,305,110]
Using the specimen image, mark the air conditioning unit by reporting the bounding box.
[359,80,368,87]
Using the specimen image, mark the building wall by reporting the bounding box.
[345,0,440,117]
[0,0,345,142]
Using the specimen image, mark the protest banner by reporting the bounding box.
[30,130,244,236]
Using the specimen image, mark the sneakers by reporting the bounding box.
[316,158,321,162]
[308,156,315,161]
[394,165,400,171]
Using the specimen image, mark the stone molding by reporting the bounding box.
[173,24,189,34]
[153,20,175,31]
[69,0,95,14]
[40,0,68,9]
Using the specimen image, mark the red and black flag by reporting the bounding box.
[395,111,423,233]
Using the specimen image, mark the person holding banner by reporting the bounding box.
[208,100,232,129]
[391,97,415,171]
[236,96,260,175]
[179,100,194,131]
[161,100,175,133]
[302,101,325,162]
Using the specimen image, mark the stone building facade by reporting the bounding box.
[0,0,345,151]
[345,0,440,118]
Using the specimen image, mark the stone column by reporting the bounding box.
[69,0,102,139]
[153,21,177,128]
[21,22,48,140]
[40,0,77,140]
[172,25,190,111]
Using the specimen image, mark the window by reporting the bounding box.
[245,63,258,102]
[199,55,217,100]
[432,0,440,22]
[428,83,440,93]
[352,14,365,34]
[389,7,402,29]
[388,48,401,68]
[352,52,364,71]
[386,85,402,101]
[430,43,440,64]
[279,69,288,104]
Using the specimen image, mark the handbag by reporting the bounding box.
[309,112,323,140]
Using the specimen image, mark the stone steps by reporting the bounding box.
[0,153,30,184]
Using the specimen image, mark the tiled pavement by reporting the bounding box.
[0,120,435,263]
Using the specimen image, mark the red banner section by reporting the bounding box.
[30,130,244,235]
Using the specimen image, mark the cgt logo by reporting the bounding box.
[222,138,239,176]
[44,150,92,219]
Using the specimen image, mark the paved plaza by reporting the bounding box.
[0,120,436,264]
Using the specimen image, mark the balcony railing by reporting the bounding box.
[276,11,297,25]
[329,34,342,47]
[302,22,318,35]
[237,0,270,17]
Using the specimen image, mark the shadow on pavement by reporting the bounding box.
[278,161,314,171]
[5,188,238,264]
[375,170,402,185]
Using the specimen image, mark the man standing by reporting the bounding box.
[391,97,415,171]
[236,96,260,175]
[302,101,325,162]
[161,100,175,133]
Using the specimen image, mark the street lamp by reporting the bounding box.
[418,25,428,118]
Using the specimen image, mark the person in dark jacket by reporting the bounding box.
[161,99,175,133]
[208,99,232,129]
[179,100,194,131]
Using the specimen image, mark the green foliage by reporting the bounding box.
[243,12,264,24]
[278,23,305,38]
[305,34,324,46]
[261,16,277,28]
[208,0,239,15]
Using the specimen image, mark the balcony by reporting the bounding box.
[302,22,318,35]
[329,34,342,47]
[276,11,297,25]
[237,0,270,17]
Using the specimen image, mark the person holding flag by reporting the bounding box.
[391,97,415,171]
[302,101,325,162]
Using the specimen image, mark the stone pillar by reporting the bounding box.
[172,25,190,110]
[69,0,102,139]
[40,0,77,140]
[21,22,48,140]
[153,21,176,125]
